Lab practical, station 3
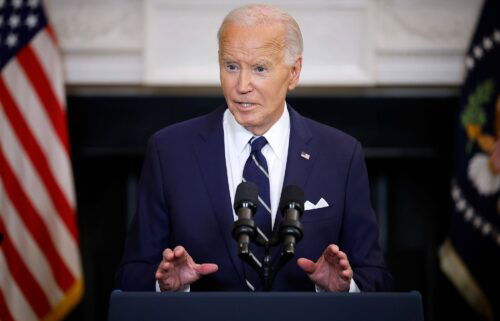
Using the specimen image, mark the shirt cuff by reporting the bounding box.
[314,278,360,293]
[349,278,360,293]
[155,280,161,292]
[155,281,190,292]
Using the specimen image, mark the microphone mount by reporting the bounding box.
[232,183,305,291]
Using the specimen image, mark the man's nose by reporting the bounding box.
[237,69,253,93]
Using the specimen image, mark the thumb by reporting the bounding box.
[297,258,316,274]
[196,263,219,276]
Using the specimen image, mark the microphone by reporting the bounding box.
[232,182,258,254]
[278,185,305,255]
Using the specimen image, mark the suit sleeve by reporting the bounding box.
[341,141,393,291]
[116,135,170,291]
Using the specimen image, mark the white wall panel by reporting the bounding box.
[44,0,483,86]
[44,0,143,84]
[144,0,376,85]
[375,0,482,85]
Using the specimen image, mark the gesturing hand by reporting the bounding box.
[297,244,353,292]
[155,246,218,291]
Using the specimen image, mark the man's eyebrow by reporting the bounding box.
[219,54,273,66]
[253,59,272,66]
[219,54,235,62]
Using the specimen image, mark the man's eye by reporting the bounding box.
[255,66,266,73]
[226,64,238,71]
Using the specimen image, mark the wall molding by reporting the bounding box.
[45,0,482,86]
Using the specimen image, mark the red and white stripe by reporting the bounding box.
[0,26,83,321]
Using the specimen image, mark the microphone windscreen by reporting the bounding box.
[234,182,259,210]
[279,185,305,213]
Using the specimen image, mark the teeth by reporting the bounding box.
[240,103,253,107]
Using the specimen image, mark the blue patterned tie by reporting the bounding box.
[243,136,272,239]
[242,136,272,290]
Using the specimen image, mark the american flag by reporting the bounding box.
[0,1,83,320]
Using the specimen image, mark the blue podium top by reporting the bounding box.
[108,291,423,321]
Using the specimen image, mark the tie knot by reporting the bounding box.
[249,136,268,153]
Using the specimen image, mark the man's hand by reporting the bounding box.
[297,244,353,292]
[155,246,218,291]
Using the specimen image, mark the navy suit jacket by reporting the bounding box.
[117,105,392,291]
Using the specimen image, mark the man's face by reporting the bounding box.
[218,23,302,136]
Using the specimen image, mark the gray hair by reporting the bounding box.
[217,4,303,65]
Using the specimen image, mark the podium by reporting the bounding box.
[108,290,423,321]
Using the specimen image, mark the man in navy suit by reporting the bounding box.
[117,4,392,292]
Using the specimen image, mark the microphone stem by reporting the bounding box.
[283,235,296,255]
[262,242,272,291]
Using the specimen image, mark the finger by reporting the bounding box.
[337,252,353,280]
[341,268,353,280]
[324,246,341,264]
[173,246,186,258]
[163,248,174,261]
[156,260,171,274]
[336,250,347,260]
[337,251,352,269]
[162,261,172,271]
[327,244,340,254]
[297,258,316,274]
[196,263,219,275]
[156,261,170,278]
[155,268,168,280]
[338,258,350,270]
[324,244,339,260]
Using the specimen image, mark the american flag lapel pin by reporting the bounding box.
[300,152,310,160]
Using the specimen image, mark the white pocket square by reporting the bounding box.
[304,198,329,211]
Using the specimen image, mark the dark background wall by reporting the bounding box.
[62,91,483,321]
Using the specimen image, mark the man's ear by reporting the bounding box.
[288,56,302,91]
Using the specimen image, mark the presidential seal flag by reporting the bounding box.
[0,1,83,321]
[439,0,500,320]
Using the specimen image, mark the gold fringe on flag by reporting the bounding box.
[439,239,493,321]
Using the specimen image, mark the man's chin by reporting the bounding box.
[232,117,259,134]
[235,118,256,130]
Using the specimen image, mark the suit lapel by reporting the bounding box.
[271,106,317,262]
[192,106,246,285]
[282,106,316,189]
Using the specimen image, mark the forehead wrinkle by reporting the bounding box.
[257,39,285,62]
[219,39,252,59]
[260,36,286,52]
[219,39,285,65]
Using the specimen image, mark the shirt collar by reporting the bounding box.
[225,102,290,159]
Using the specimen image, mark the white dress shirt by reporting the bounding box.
[223,106,290,227]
